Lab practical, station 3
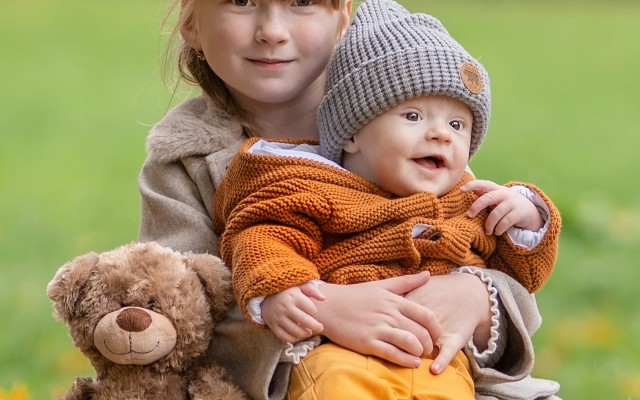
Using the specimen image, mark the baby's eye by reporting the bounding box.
[450,120,463,130]
[403,112,421,122]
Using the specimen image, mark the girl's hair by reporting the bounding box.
[163,0,345,137]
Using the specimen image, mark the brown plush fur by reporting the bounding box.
[48,242,246,400]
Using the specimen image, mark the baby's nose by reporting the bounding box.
[426,127,450,142]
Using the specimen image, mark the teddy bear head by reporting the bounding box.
[47,242,234,374]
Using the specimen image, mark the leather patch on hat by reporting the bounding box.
[460,62,483,94]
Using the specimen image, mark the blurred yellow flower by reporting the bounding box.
[0,384,29,400]
[609,207,640,245]
[619,371,640,398]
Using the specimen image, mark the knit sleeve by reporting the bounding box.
[218,179,334,321]
[228,223,322,318]
[488,183,562,292]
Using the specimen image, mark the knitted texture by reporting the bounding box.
[318,0,491,163]
[213,139,561,321]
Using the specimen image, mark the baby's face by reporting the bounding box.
[342,95,472,197]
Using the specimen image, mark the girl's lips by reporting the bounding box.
[248,58,291,67]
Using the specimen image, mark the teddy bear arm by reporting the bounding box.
[61,377,96,400]
[188,363,247,400]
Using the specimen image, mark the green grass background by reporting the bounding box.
[1,0,639,398]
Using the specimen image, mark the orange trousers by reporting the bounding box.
[287,343,474,400]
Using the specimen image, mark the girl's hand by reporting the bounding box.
[404,273,492,374]
[262,282,325,343]
[313,272,441,368]
[463,179,544,235]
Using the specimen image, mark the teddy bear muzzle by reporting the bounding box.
[93,306,177,365]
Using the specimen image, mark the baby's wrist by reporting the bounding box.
[248,296,266,325]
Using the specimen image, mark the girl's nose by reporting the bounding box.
[255,5,290,44]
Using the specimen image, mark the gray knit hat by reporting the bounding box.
[318,0,491,163]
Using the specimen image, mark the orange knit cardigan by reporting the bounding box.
[213,139,561,319]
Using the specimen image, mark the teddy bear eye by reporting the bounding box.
[147,301,158,311]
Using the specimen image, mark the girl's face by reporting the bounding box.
[342,96,474,198]
[184,0,350,109]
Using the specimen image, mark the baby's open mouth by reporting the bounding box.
[415,155,445,169]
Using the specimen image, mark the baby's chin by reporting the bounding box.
[391,179,459,198]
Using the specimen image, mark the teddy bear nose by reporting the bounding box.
[115,307,152,332]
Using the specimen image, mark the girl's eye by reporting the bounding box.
[450,120,463,130]
[403,112,421,122]
[293,0,314,5]
[232,0,251,6]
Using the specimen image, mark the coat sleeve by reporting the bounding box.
[464,268,561,399]
[139,156,292,400]
[487,183,562,292]
[138,156,219,255]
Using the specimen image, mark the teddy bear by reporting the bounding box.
[47,241,247,400]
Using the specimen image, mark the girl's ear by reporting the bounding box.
[179,4,201,50]
[345,0,353,17]
[337,0,352,41]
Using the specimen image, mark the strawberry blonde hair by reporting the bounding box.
[163,0,347,136]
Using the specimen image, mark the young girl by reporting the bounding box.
[138,0,560,399]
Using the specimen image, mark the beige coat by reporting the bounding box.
[139,95,562,400]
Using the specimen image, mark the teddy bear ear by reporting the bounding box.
[47,251,99,322]
[184,253,234,321]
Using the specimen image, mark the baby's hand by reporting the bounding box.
[462,180,543,235]
[262,282,325,343]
